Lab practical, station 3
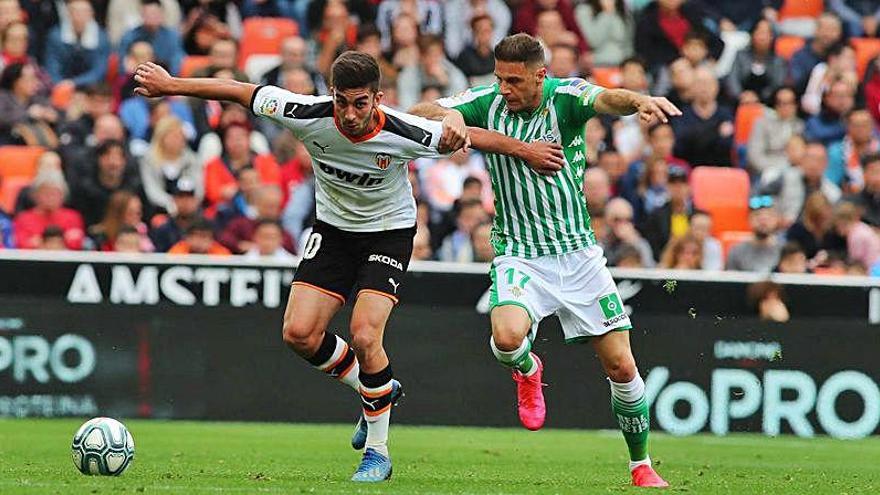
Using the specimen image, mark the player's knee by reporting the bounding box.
[282,318,323,354]
[491,331,525,352]
[605,351,637,383]
[349,320,382,353]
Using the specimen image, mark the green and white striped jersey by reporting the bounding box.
[437,77,605,258]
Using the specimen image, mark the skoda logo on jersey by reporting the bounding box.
[375,153,392,170]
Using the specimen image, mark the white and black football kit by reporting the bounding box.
[250,85,447,303]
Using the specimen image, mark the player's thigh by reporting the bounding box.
[293,221,360,302]
[488,255,557,348]
[555,246,632,342]
[282,282,343,336]
[353,224,415,303]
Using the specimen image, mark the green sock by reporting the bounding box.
[609,376,650,462]
[490,336,537,375]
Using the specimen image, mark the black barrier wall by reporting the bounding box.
[1,252,878,438]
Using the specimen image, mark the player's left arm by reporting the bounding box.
[594,89,682,125]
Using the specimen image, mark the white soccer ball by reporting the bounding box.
[71,417,135,476]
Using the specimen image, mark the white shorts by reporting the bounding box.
[489,245,632,343]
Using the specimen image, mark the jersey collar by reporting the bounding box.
[333,107,386,143]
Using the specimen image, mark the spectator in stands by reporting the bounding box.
[789,13,843,92]
[706,0,781,32]
[533,9,587,60]
[614,243,645,268]
[834,200,880,268]
[204,122,281,211]
[584,167,612,223]
[85,190,154,252]
[387,13,421,70]
[601,197,655,267]
[354,24,398,88]
[43,0,110,88]
[584,117,608,167]
[57,83,115,151]
[775,241,809,274]
[0,62,58,147]
[621,123,688,206]
[673,67,734,167]
[198,103,270,164]
[168,217,231,256]
[437,198,488,263]
[398,35,468,112]
[575,0,634,68]
[726,195,783,272]
[620,56,650,94]
[472,222,494,262]
[747,87,804,180]
[640,165,692,260]
[192,38,248,81]
[12,151,63,214]
[243,218,295,261]
[802,44,859,117]
[411,225,433,261]
[112,225,145,253]
[314,0,358,76]
[0,0,25,35]
[117,0,185,76]
[71,140,145,227]
[785,191,846,260]
[261,36,327,95]
[38,225,67,251]
[660,58,695,110]
[120,89,196,152]
[113,41,157,111]
[454,14,496,85]
[0,176,12,247]
[377,0,443,50]
[747,280,790,322]
[687,210,723,270]
[140,116,202,215]
[180,3,233,56]
[421,150,490,217]
[659,232,702,269]
[680,31,715,70]
[218,184,296,255]
[776,141,842,226]
[597,149,626,197]
[444,0,511,60]
[632,156,673,220]
[150,177,201,252]
[515,0,587,53]
[827,110,879,191]
[726,19,786,105]
[634,0,723,76]
[847,152,880,226]
[829,0,880,37]
[548,44,581,78]
[14,169,84,250]
[1,23,51,88]
[106,0,182,46]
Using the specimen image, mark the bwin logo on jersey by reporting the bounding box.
[317,161,384,186]
[369,254,404,271]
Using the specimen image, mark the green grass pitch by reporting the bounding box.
[1,419,878,494]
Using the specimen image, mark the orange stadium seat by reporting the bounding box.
[238,17,299,69]
[775,36,806,60]
[850,37,880,80]
[0,176,29,213]
[734,103,765,147]
[50,82,76,110]
[0,146,44,179]
[592,67,622,88]
[778,0,824,20]
[180,55,211,77]
[690,167,751,236]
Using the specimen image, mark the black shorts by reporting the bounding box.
[293,221,416,305]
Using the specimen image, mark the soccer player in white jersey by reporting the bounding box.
[410,34,681,487]
[134,51,565,482]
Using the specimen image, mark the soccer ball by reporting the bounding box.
[71,417,135,476]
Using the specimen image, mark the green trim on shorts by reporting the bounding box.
[489,265,499,308]
[563,325,633,344]
[491,300,535,325]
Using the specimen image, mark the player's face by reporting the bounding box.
[495,60,546,113]
[333,88,383,136]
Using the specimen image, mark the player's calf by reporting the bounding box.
[300,332,361,391]
[282,318,325,357]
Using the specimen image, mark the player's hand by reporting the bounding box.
[635,96,681,125]
[134,62,174,98]
[440,110,470,153]
[519,141,566,176]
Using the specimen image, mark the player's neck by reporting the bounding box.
[519,84,546,115]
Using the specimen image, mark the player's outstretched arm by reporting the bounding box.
[410,102,564,175]
[594,89,682,126]
[134,62,256,108]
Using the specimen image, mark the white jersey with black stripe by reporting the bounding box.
[251,85,447,232]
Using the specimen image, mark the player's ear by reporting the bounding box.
[535,66,547,84]
[374,90,384,106]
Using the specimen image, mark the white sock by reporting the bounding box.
[629,456,651,472]
[313,335,360,392]
[361,379,394,458]
[490,336,538,376]
[608,371,645,403]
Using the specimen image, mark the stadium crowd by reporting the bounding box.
[0,0,878,277]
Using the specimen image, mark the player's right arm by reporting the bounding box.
[134,62,255,107]
[410,88,565,175]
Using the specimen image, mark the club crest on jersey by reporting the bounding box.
[375,153,392,170]
[258,97,279,116]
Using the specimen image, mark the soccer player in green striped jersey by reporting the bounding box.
[411,34,680,488]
